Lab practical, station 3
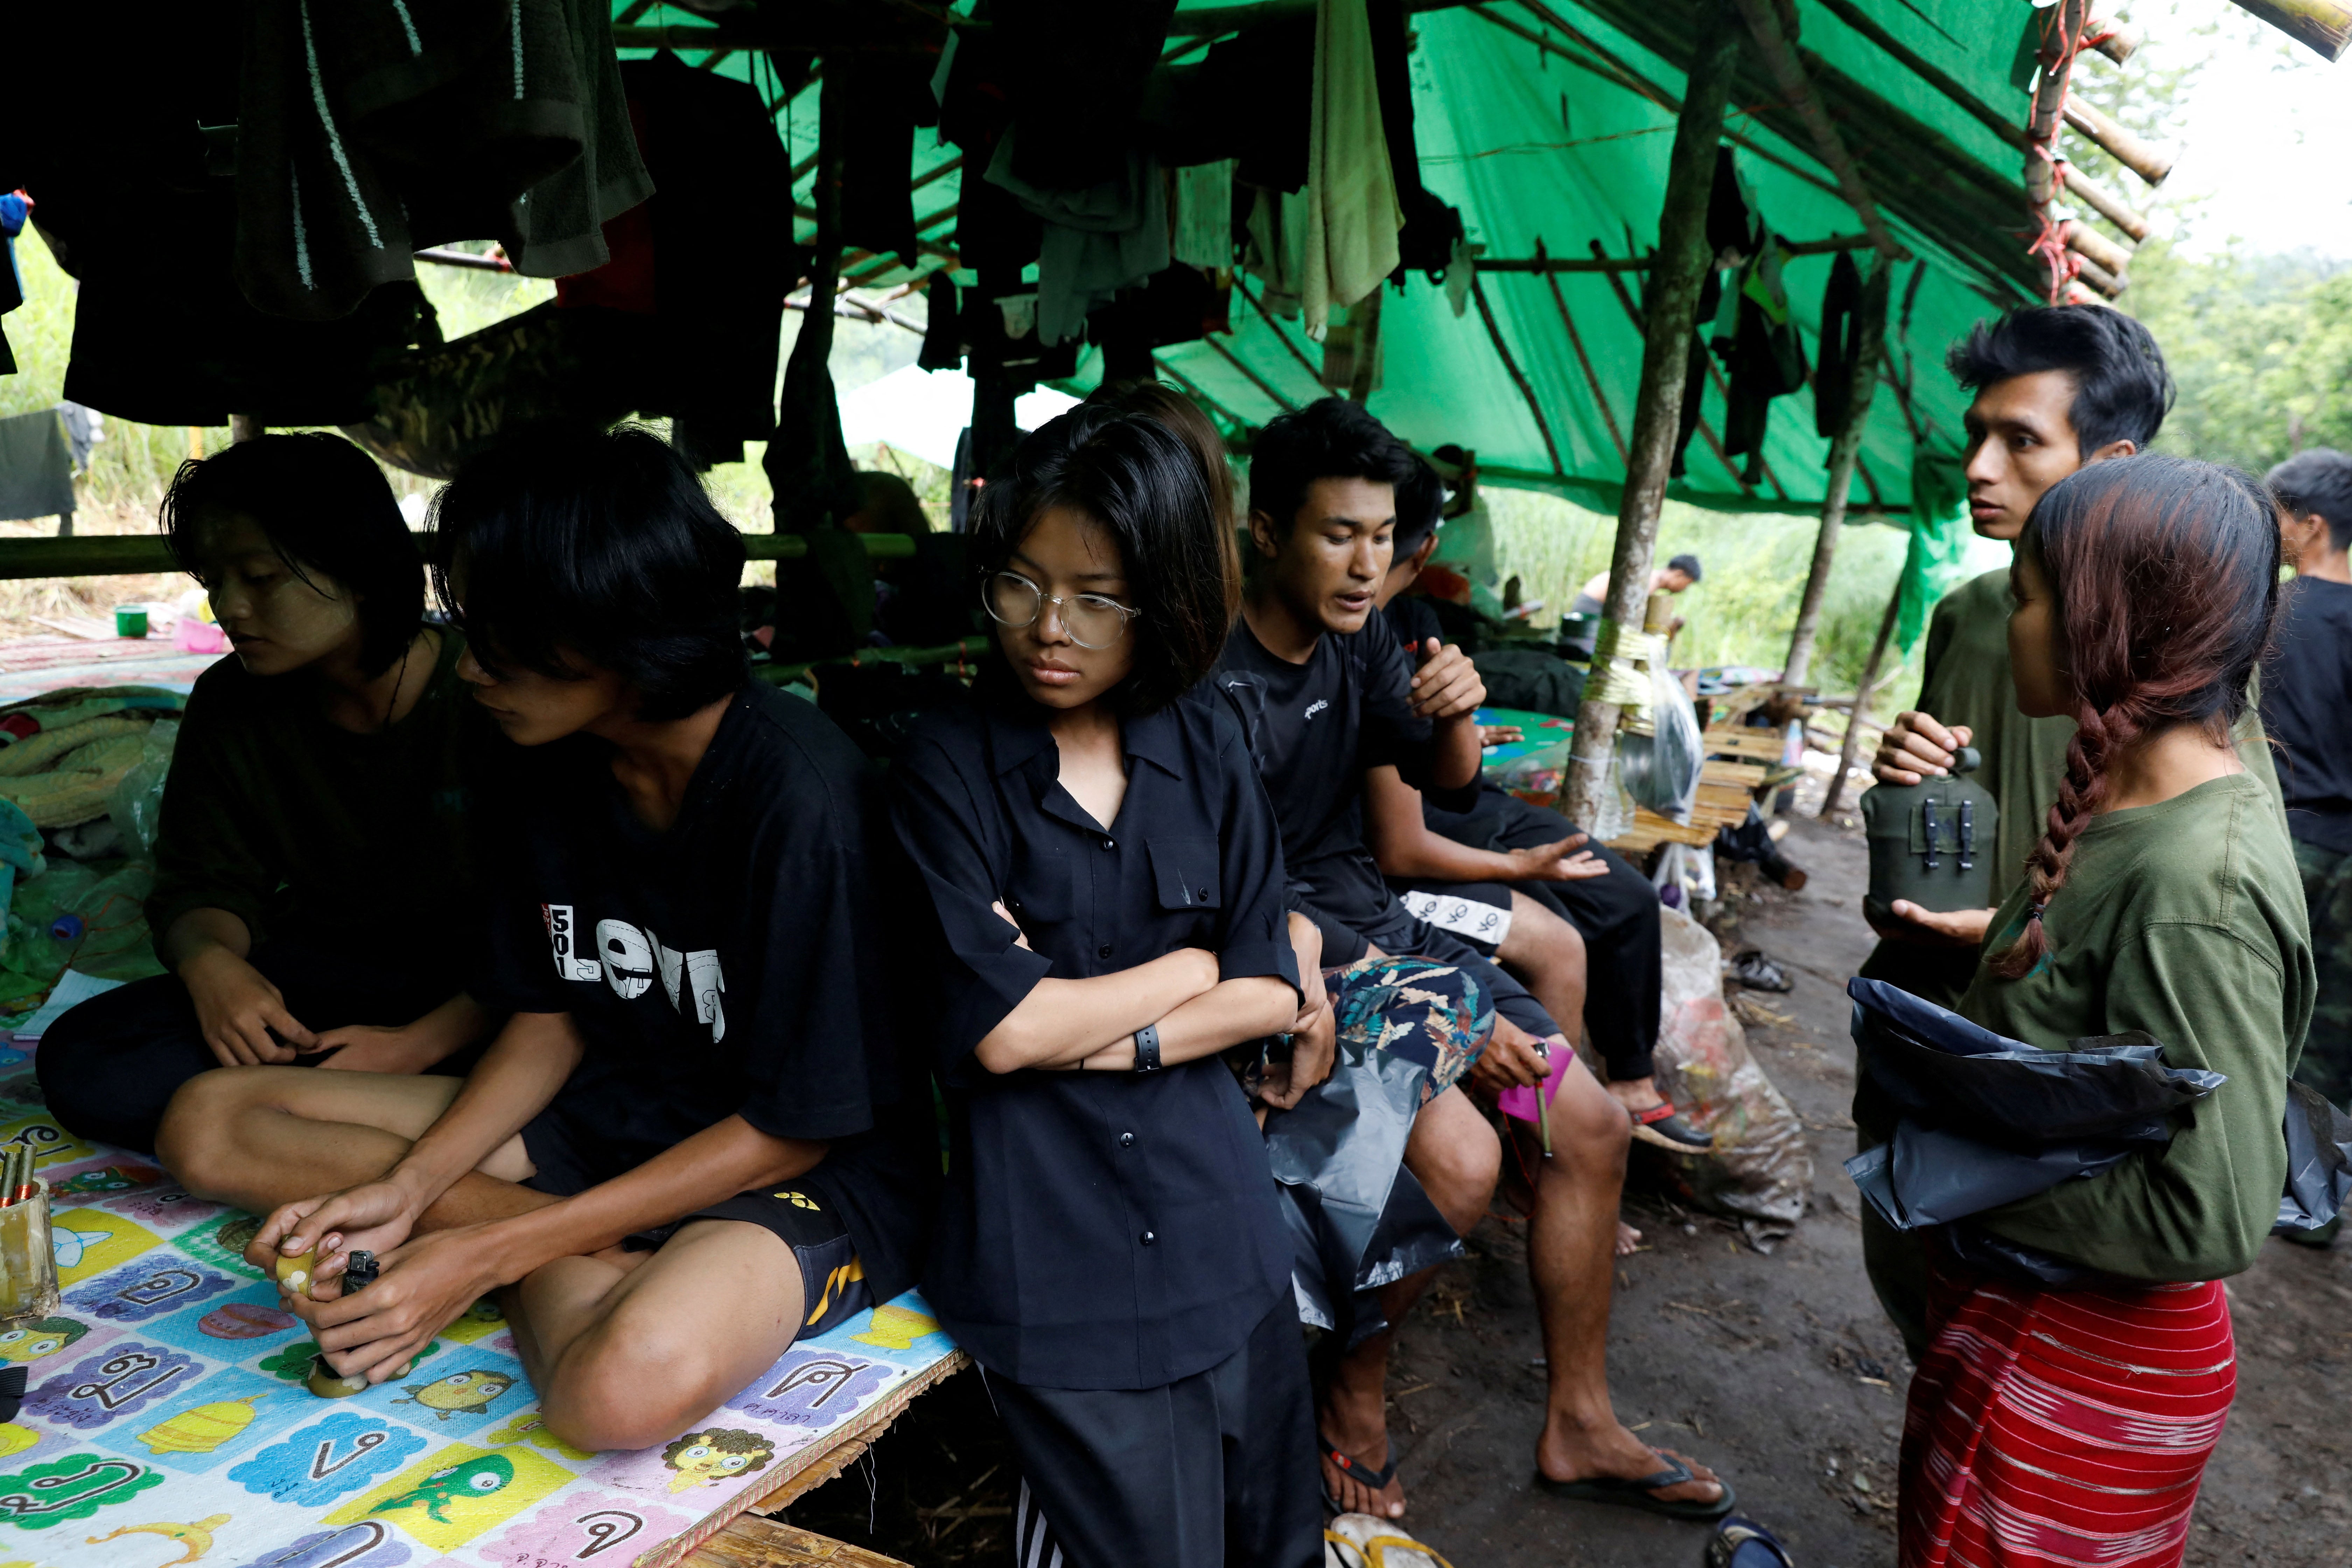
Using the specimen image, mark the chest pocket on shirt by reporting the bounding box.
[1006,850,1074,924]
[1147,837,1222,912]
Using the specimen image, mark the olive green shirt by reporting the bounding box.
[1914,566,2285,908]
[1956,773,2312,1281]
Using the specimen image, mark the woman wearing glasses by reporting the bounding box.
[890,407,1332,1568]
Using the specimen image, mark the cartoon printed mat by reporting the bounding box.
[0,1055,966,1568]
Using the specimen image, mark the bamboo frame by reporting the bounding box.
[2062,94,2174,187]
[1587,241,1756,500]
[1470,275,1566,477]
[1729,0,1904,263]
[1536,240,1630,468]
[1202,336,1301,414]
[2059,162,2152,243]
[2063,219,2132,277]
[2228,0,2352,60]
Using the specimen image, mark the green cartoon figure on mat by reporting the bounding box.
[0,1317,86,1365]
[660,1428,777,1493]
[369,1452,515,1523]
[395,1370,516,1420]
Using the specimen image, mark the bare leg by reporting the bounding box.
[505,1219,805,1453]
[1495,894,1587,1047]
[1318,1087,1499,1519]
[1524,1056,1723,1505]
[156,1066,548,1235]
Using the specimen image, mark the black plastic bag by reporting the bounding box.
[2279,1079,2352,1233]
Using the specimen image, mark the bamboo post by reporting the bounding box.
[2058,161,2152,243]
[2228,0,2352,60]
[1561,0,1743,828]
[1819,573,1902,818]
[1782,261,1889,690]
[2062,94,2173,188]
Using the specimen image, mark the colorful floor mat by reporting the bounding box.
[0,1053,962,1568]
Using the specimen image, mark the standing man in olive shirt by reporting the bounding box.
[2262,447,2352,1109]
[1864,307,2281,1008]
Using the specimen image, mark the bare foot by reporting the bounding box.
[1318,1379,1406,1519]
[1536,1418,1727,1511]
[1603,1076,1669,1116]
[1615,1220,1643,1256]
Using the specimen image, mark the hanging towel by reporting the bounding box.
[1171,159,1235,269]
[983,132,1168,348]
[0,411,75,525]
[1301,0,1402,338]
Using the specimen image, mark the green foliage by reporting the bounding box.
[2129,242,2352,472]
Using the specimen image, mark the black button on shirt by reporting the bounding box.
[891,677,1300,1391]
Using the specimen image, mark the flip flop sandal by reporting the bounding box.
[1324,1525,1458,1568]
[1531,1451,1736,1521]
[1708,1514,1795,1567]
[1319,1433,1400,1518]
[1629,1101,1713,1152]
[1727,949,1793,993]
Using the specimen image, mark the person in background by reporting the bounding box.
[840,470,932,539]
[1892,455,2305,1568]
[1857,305,2284,1354]
[1214,398,1729,1528]
[1573,553,1702,622]
[892,407,1329,1567]
[155,426,930,1454]
[1375,458,1706,1158]
[2262,447,2352,1115]
[37,433,498,1154]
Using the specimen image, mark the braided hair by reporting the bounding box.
[1990,455,2282,979]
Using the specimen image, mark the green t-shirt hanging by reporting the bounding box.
[1956,772,2313,1282]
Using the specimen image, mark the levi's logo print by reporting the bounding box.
[540,905,728,1041]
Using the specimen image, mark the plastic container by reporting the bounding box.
[0,1180,58,1325]
[112,606,148,639]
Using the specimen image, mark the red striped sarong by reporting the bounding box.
[1898,1246,2236,1567]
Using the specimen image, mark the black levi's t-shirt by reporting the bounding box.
[2265,576,2352,855]
[1210,615,1471,934]
[479,681,929,1297]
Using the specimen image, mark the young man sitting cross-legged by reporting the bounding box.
[1209,399,1731,1526]
[154,427,930,1453]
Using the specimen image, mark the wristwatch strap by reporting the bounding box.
[1133,1022,1163,1073]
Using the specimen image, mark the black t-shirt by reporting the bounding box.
[1210,616,1471,939]
[890,678,1296,1391]
[2266,576,2352,854]
[1383,593,1444,655]
[479,681,929,1299]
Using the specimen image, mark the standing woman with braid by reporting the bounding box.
[1897,455,2312,1568]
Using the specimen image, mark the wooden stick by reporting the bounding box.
[2063,219,2132,277]
[2058,162,2152,242]
[2085,10,2144,63]
[2071,254,2127,298]
[1782,262,1888,688]
[1479,233,1902,270]
[1729,0,1903,263]
[1812,0,2024,152]
[1537,239,1630,469]
[2227,0,2352,61]
[1471,275,1566,477]
[1562,0,1742,827]
[1238,275,1328,387]
[1820,574,1903,818]
[2062,94,2174,187]
[1203,336,1301,414]
[2024,3,2085,210]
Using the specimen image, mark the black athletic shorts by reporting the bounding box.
[522,1113,874,1340]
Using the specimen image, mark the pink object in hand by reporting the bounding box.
[1498,1044,1569,1126]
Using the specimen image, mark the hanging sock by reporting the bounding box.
[1301,0,1402,338]
[1815,251,1864,439]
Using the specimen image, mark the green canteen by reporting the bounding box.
[1862,745,1998,920]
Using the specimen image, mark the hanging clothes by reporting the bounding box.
[837,51,936,269]
[990,0,1178,191]
[232,0,652,320]
[1815,252,1865,438]
[0,411,75,526]
[1244,184,1312,321]
[1366,0,1461,278]
[0,191,26,377]
[1172,160,1236,270]
[1302,0,1402,338]
[983,133,1168,348]
[1713,241,1808,483]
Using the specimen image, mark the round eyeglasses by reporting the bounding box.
[982,571,1142,650]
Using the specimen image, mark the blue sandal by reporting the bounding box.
[1709,1514,1795,1566]
[1532,1450,1735,1521]
[1318,1432,1400,1515]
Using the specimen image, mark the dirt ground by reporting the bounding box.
[785,809,2350,1567]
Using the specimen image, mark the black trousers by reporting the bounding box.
[34,941,464,1155]
[1418,786,1664,1080]
[985,1297,1323,1568]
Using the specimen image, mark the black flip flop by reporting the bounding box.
[1319,1432,1399,1516]
[1532,1451,1735,1522]
[1709,1514,1795,1567]
[1630,1102,1713,1152]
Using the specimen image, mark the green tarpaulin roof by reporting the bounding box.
[615,0,2069,516]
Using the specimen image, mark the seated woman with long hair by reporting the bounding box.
[889,407,1332,1566]
[1894,455,2310,1568]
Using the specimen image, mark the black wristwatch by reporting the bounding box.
[1133,1022,1163,1073]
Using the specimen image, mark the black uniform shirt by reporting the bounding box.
[891,676,1298,1391]
[478,681,929,1300]
[1209,616,1472,941]
[2266,576,2352,854]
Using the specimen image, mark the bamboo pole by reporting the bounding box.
[1470,275,1566,477]
[1537,240,1630,468]
[2085,10,2144,63]
[2227,0,2352,60]
[2062,94,2173,187]
[2071,254,2126,298]
[1819,576,1901,818]
[2063,219,2132,277]
[2058,162,2152,242]
[1476,233,1902,270]
[1562,0,1743,828]
[1729,0,1903,264]
[1781,262,1889,689]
